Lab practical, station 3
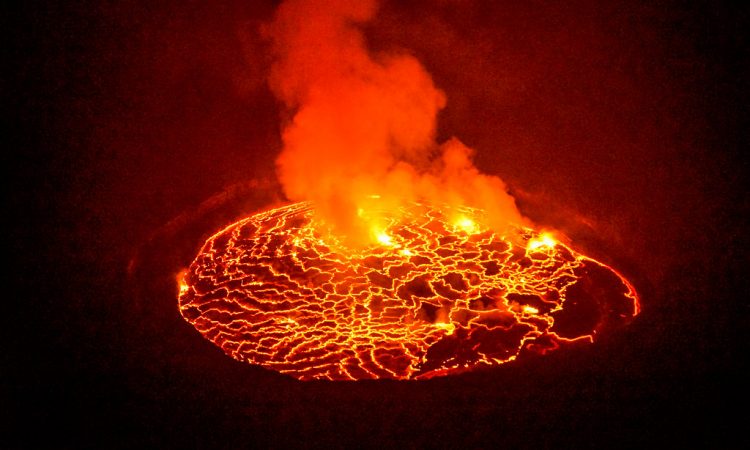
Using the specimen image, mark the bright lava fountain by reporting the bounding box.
[178,202,639,380]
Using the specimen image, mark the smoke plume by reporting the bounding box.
[264,0,525,244]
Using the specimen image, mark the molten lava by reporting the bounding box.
[178,202,639,380]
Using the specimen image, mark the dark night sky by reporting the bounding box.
[7,0,748,448]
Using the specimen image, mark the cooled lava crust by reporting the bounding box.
[178,202,639,380]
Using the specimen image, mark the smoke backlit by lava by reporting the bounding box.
[176,0,641,380]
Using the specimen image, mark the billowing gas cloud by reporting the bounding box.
[264,0,525,244]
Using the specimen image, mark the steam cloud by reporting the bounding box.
[264,0,525,244]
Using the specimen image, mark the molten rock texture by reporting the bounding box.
[179,202,638,380]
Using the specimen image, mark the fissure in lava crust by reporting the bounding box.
[178,202,639,380]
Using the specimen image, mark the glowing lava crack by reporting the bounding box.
[178,202,639,380]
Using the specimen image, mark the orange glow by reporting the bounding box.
[527,233,557,251]
[453,215,479,234]
[177,270,189,295]
[374,230,395,247]
[178,202,640,380]
[265,0,528,246]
